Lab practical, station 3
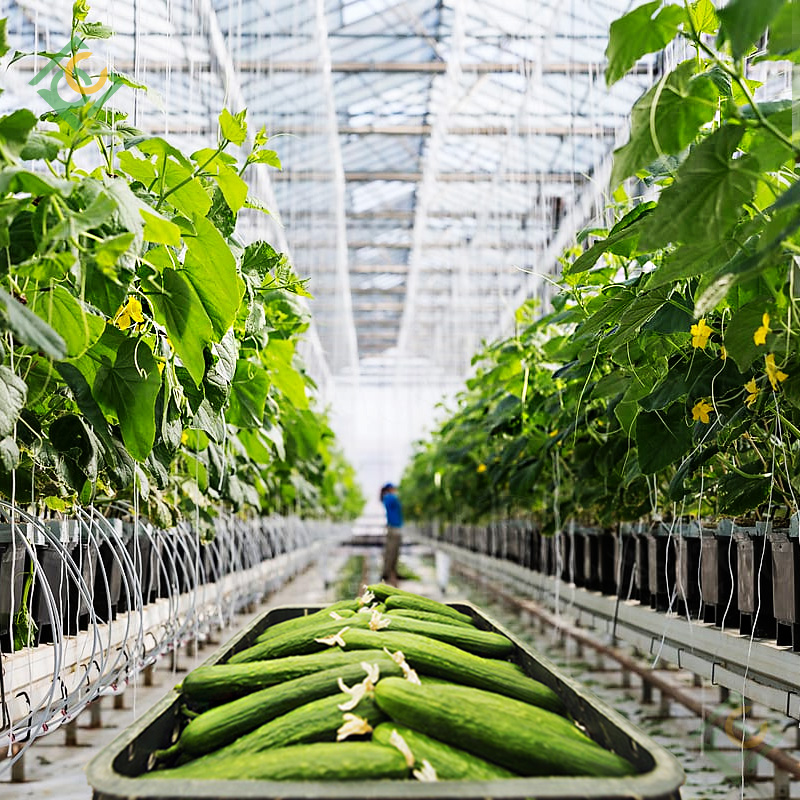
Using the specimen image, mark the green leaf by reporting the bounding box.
[162,161,212,218]
[605,2,685,86]
[723,300,774,371]
[227,359,270,428]
[766,1,800,57]
[94,338,162,461]
[717,0,785,60]
[247,149,282,168]
[641,125,760,248]
[29,285,104,358]
[203,330,238,412]
[0,365,27,438]
[0,286,66,359]
[610,61,720,188]
[43,188,118,247]
[93,232,136,274]
[117,150,157,185]
[219,108,247,146]
[141,209,182,247]
[264,339,308,409]
[688,0,718,33]
[0,167,73,197]
[76,20,113,39]
[0,109,38,160]
[635,405,693,474]
[564,203,656,275]
[145,267,213,386]
[182,215,244,340]
[214,163,248,214]
[0,18,8,59]
[717,461,771,515]
[134,137,192,170]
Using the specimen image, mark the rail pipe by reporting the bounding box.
[458,564,800,780]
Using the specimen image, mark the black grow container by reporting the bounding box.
[87,602,684,800]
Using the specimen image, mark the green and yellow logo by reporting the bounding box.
[29,36,122,128]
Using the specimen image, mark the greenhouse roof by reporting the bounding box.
[4,0,655,383]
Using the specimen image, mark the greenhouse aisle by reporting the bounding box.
[2,538,796,800]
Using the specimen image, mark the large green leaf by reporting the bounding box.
[717,0,785,59]
[263,339,308,409]
[162,161,212,218]
[610,61,719,188]
[0,286,66,359]
[0,365,27,438]
[227,359,270,428]
[635,405,693,474]
[182,215,245,340]
[605,2,685,86]
[564,203,656,276]
[94,338,162,461]
[145,267,213,386]
[723,300,774,371]
[219,108,247,146]
[765,1,800,58]
[29,285,104,358]
[641,125,760,248]
[0,109,38,161]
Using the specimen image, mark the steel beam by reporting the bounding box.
[272,170,584,183]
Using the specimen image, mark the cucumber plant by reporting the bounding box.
[0,6,364,527]
[402,0,800,529]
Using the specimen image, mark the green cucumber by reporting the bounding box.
[230,612,511,662]
[374,678,634,777]
[385,608,475,628]
[170,692,385,776]
[171,658,402,758]
[227,615,373,663]
[337,628,565,714]
[372,722,516,779]
[182,648,389,702]
[147,741,409,781]
[383,593,474,626]
[253,601,357,644]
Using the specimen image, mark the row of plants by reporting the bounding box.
[402,0,800,531]
[0,5,365,530]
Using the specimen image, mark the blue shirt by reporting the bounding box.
[382,492,403,527]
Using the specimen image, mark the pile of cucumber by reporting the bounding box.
[145,584,634,783]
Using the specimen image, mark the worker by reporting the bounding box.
[380,483,403,585]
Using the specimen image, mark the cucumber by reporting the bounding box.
[374,678,634,777]
[338,628,565,714]
[383,594,475,626]
[169,692,386,777]
[385,608,475,628]
[253,601,357,644]
[172,658,402,758]
[372,722,516,780]
[227,615,373,663]
[230,612,511,662]
[147,741,409,781]
[182,648,389,702]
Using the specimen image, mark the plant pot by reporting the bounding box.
[0,525,28,652]
[768,517,800,651]
[646,523,675,612]
[615,524,638,600]
[733,522,775,639]
[699,520,738,629]
[673,520,701,618]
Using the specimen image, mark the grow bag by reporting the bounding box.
[86,602,684,800]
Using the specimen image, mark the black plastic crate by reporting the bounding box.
[87,601,683,800]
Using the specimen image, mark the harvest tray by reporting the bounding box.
[86,602,684,800]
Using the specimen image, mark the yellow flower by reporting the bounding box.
[113,296,145,331]
[691,399,713,424]
[720,345,727,361]
[476,463,487,473]
[764,353,788,390]
[549,429,559,437]
[753,313,770,346]
[744,378,759,408]
[690,318,712,349]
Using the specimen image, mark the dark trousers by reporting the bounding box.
[382,527,402,585]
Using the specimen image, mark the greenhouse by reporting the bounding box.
[0,0,798,797]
